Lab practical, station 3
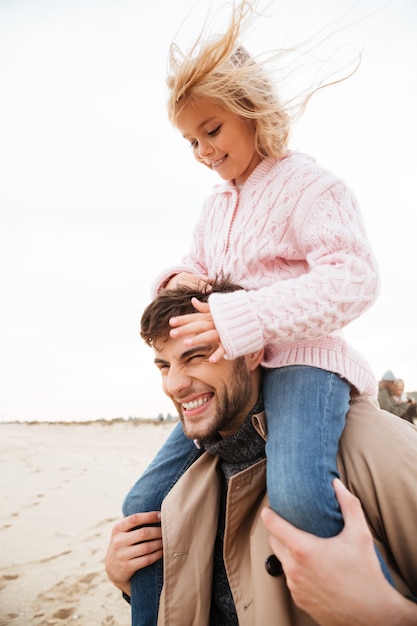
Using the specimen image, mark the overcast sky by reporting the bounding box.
[1,0,416,422]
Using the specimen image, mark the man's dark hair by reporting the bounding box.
[140,275,242,347]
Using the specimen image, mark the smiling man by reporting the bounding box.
[153,325,261,442]
[105,278,417,626]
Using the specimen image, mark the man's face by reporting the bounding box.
[153,334,260,440]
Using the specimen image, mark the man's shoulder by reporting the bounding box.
[345,393,416,435]
[341,395,417,597]
[339,394,417,471]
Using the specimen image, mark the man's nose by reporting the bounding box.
[165,364,191,397]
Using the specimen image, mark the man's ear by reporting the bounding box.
[247,348,264,371]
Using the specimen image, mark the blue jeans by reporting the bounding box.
[122,421,202,626]
[263,365,395,583]
[263,365,349,536]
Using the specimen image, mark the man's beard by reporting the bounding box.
[180,357,252,440]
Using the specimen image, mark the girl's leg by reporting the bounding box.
[123,421,203,626]
[264,365,348,537]
[263,365,395,585]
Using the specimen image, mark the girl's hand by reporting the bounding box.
[164,272,213,291]
[169,298,226,363]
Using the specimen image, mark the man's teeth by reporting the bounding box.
[182,396,209,410]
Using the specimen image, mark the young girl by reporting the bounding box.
[123,2,391,623]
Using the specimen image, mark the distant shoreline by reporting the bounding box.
[0,416,179,427]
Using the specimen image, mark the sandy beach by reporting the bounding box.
[0,420,177,626]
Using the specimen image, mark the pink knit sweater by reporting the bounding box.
[153,152,379,395]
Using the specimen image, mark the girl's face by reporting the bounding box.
[175,99,262,184]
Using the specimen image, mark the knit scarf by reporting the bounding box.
[201,394,265,626]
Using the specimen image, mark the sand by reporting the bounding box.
[0,420,177,626]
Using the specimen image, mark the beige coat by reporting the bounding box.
[157,395,417,626]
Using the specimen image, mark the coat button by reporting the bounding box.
[265,554,283,577]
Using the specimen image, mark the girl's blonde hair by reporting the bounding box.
[167,1,289,159]
[166,1,359,160]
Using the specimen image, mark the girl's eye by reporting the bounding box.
[208,125,221,137]
[189,125,221,149]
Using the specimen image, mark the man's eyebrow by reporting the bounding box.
[154,344,213,366]
[180,345,213,360]
[154,357,169,367]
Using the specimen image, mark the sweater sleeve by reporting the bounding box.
[209,179,379,359]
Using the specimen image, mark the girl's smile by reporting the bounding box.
[176,99,262,184]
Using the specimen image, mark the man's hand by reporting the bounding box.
[261,479,417,626]
[105,511,163,597]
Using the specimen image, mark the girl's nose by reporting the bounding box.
[198,138,215,160]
